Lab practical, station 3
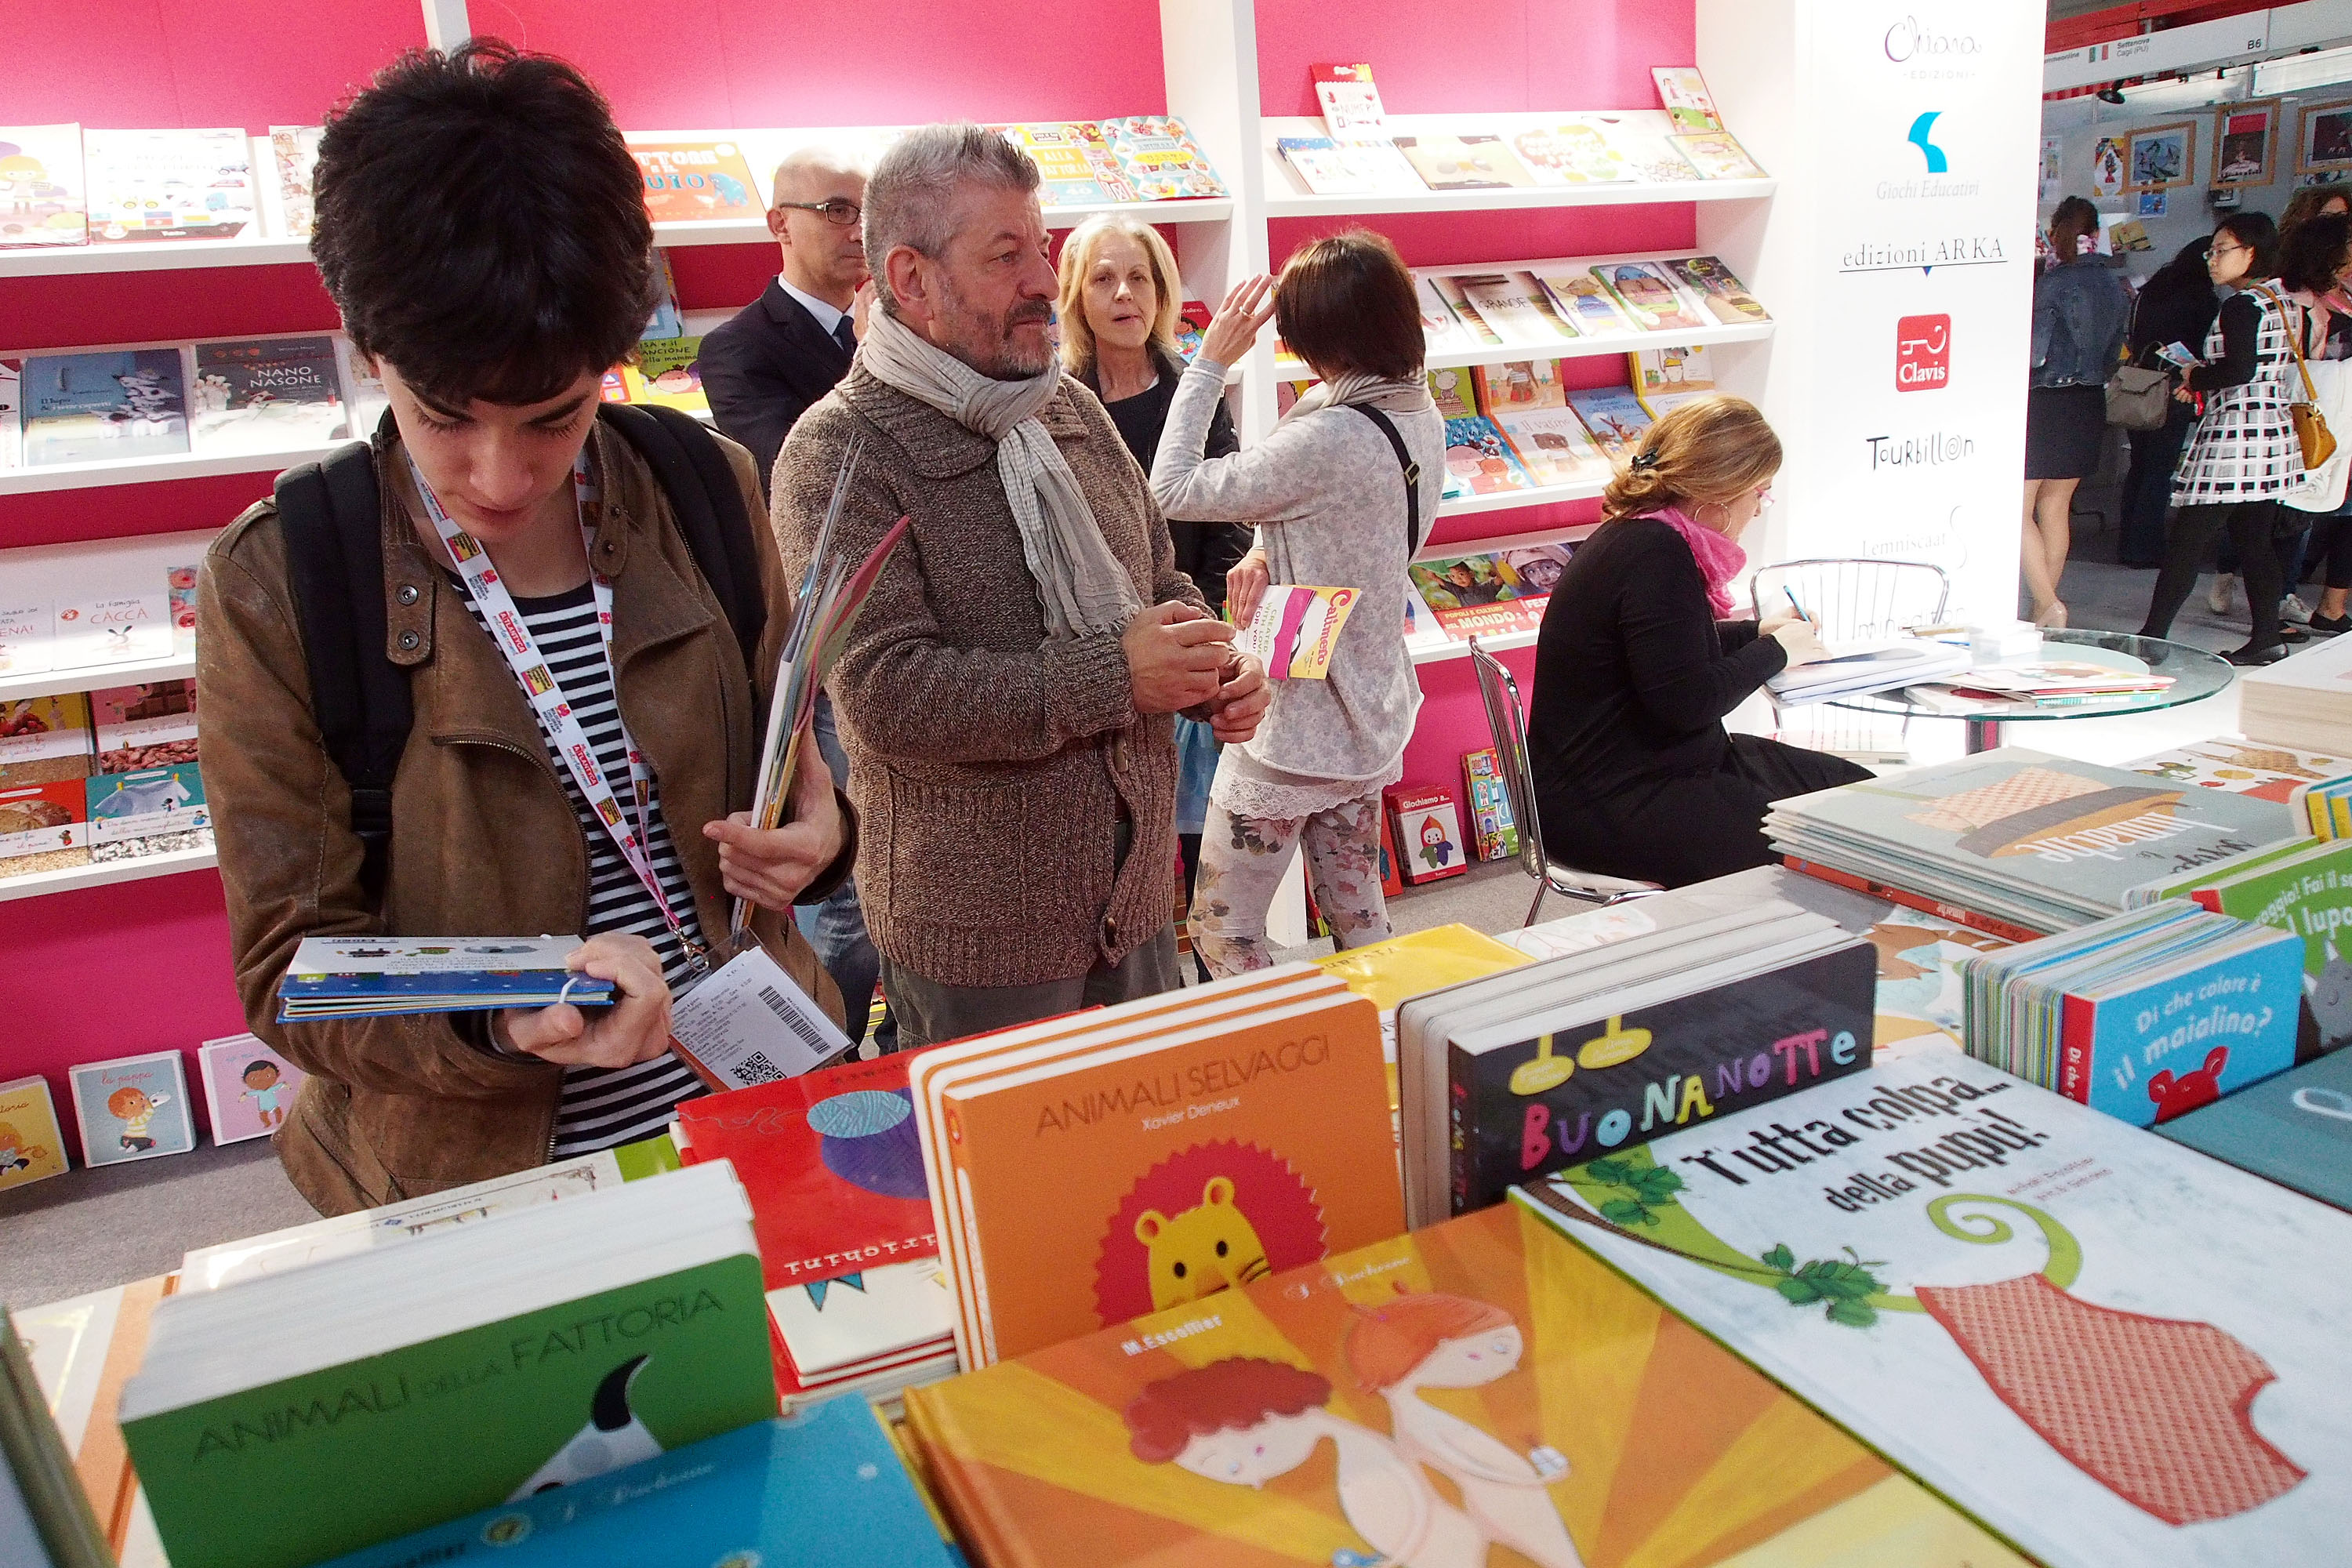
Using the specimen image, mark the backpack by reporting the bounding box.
[274,402,767,901]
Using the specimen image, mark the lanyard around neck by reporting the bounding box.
[408,450,706,975]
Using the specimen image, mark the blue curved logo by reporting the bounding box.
[1907,111,1948,173]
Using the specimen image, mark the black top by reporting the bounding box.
[700,279,856,499]
[1079,350,1250,613]
[1526,516,1788,798]
[2129,267,2220,368]
[2187,292,2264,392]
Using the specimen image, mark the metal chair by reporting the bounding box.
[1467,637,1661,927]
[1748,557,1951,638]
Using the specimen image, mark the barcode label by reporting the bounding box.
[757,985,833,1052]
[671,947,852,1087]
[728,1050,787,1086]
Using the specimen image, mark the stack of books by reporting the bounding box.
[1517,1043,2352,1568]
[276,935,614,1019]
[902,1197,2023,1566]
[908,965,1401,1368]
[2241,633,2352,753]
[2123,834,2352,1057]
[1768,749,2294,940]
[1909,659,2173,714]
[1396,898,1875,1225]
[1959,901,2303,1123]
[2293,770,2352,837]
[674,1054,958,1412]
[1764,637,1973,706]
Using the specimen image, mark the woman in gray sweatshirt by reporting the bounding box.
[1152,230,1446,975]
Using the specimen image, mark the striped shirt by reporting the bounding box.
[454,578,706,1156]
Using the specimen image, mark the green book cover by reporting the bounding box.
[122,1255,773,1568]
[2159,1047,2352,1210]
[2192,838,2352,1056]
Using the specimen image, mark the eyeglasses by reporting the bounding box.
[775,198,861,228]
[2203,241,2248,260]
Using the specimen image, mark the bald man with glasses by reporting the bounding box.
[701,146,873,491]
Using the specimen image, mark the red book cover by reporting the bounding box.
[677,1051,940,1287]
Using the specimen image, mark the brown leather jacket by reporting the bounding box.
[199,419,848,1215]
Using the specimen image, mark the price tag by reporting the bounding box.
[669,944,851,1092]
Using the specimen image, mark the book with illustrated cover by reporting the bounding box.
[82,129,255,242]
[2125,735,2352,804]
[1310,62,1390,139]
[1519,1044,2352,1568]
[69,1050,193,1169]
[1671,129,1768,180]
[997,122,1138,206]
[0,1074,68,1192]
[320,1403,960,1568]
[85,761,205,846]
[1652,66,1726,132]
[1512,119,1631,183]
[194,1033,306,1147]
[619,334,706,413]
[1588,111,1702,183]
[642,249,683,340]
[52,580,172,668]
[626,138,761,223]
[1442,415,1534,496]
[0,125,86,247]
[1664,253,1772,324]
[2160,1047,2352,1211]
[0,780,88,868]
[2148,836,2352,1057]
[1454,270,1576,347]
[1098,115,1225,198]
[1471,357,1565,413]
[1275,135,1370,194]
[1563,384,1655,459]
[1461,746,1517,862]
[1407,550,1563,639]
[1393,132,1535,191]
[1535,269,1637,338]
[1595,260,1709,332]
[268,125,323,238]
[1424,365,1479,420]
[1413,274,1468,350]
[764,1255,953,1381]
[1390,784,1468,884]
[1425,274,1501,349]
[278,935,615,1019]
[1236,585,1357,681]
[190,336,348,454]
[906,1200,2030,1568]
[0,695,93,783]
[1631,343,1715,401]
[1496,406,1610,488]
[21,350,187,466]
[91,680,197,772]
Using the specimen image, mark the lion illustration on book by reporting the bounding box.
[1134,1176,1272,1309]
[1095,1142,1326,1323]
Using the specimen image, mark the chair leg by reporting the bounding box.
[1525,880,1548,928]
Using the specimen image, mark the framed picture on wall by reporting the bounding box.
[2296,98,2352,175]
[2125,122,2197,192]
[2212,99,2280,187]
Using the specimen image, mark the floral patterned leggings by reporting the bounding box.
[1189,793,1392,978]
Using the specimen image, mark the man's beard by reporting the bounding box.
[935,274,1056,381]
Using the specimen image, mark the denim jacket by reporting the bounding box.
[2031,258,2132,388]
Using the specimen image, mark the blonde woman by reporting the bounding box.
[1523,396,1857,888]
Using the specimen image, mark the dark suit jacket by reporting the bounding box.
[701,278,855,498]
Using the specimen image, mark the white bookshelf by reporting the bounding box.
[1435,478,1610,521]
[0,530,215,702]
[1410,628,1540,666]
[0,644,196,706]
[1415,519,1595,563]
[1421,318,1767,372]
[0,844,217,903]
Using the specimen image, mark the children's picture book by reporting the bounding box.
[1310,62,1387,134]
[1664,252,1772,323]
[1470,357,1564,413]
[269,125,323,238]
[169,561,199,633]
[91,680,198,772]
[906,1200,2029,1568]
[1276,135,1372,195]
[1535,269,1637,337]
[69,1050,194,1168]
[0,125,88,248]
[1425,274,1501,349]
[21,349,189,466]
[195,1033,307,1146]
[766,1254,953,1379]
[1461,746,1519,862]
[1496,407,1610,488]
[1393,132,1535,191]
[82,129,255,243]
[1631,342,1715,401]
[1389,783,1468,884]
[0,694,93,783]
[0,1074,69,1192]
[1412,274,1469,350]
[1512,119,1631,183]
[0,780,88,867]
[1589,111,1704,182]
[1671,129,1768,180]
[1442,415,1535,497]
[190,336,349,453]
[0,592,54,676]
[85,761,206,845]
[1563,384,1656,459]
[1098,115,1225,199]
[1454,270,1575,347]
[1593,260,1708,332]
[2156,836,2352,1056]
[1407,550,1562,639]
[278,935,615,1019]
[625,138,761,223]
[1237,584,1357,681]
[1653,66,1726,132]
[619,334,706,413]
[2125,735,2352,803]
[1519,1044,2352,1568]
[996,122,1138,206]
[1423,365,1479,420]
[53,583,173,668]
[2159,1046,2352,1211]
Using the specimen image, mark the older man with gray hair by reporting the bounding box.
[771,122,1268,1049]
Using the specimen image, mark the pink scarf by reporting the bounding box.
[1646,506,1747,619]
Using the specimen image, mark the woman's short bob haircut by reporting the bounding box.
[1273,229,1424,382]
[310,38,657,411]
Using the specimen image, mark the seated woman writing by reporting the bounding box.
[1524,396,1862,888]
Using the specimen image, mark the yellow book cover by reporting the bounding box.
[621,336,708,414]
[0,1072,69,1190]
[906,1202,2028,1567]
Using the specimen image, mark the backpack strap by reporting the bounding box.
[1347,404,1423,558]
[276,440,408,902]
[598,403,767,673]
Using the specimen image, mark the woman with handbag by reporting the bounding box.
[2024,197,2131,628]
[2279,211,2352,633]
[2115,239,2220,568]
[2138,213,2317,665]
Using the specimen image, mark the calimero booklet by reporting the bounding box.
[1516,1044,2352,1567]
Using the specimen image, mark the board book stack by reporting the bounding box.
[2122,735,2352,802]
[120,1161,775,1568]
[2289,769,2352,839]
[1397,896,1875,1226]
[1517,1043,2352,1567]
[276,934,615,1018]
[908,964,1401,1369]
[2240,631,2352,755]
[2159,1046,2352,1212]
[1959,901,2303,1123]
[902,1199,2026,1568]
[1766,747,2295,941]
[673,1053,957,1410]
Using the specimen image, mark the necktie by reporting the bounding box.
[833,317,858,358]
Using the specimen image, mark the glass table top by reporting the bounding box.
[1824,629,2236,723]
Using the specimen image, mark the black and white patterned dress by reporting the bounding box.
[2171,285,2304,506]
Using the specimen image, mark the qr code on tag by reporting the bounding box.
[728,1051,786,1086]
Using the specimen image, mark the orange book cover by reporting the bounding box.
[914,969,1348,1364]
[627,139,762,223]
[906,1202,2030,1567]
[942,991,1399,1366]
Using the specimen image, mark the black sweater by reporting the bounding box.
[1078,351,1250,613]
[1526,517,1788,799]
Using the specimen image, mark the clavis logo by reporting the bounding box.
[1906,111,1948,174]
[1884,16,1981,63]
[1896,314,1951,391]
